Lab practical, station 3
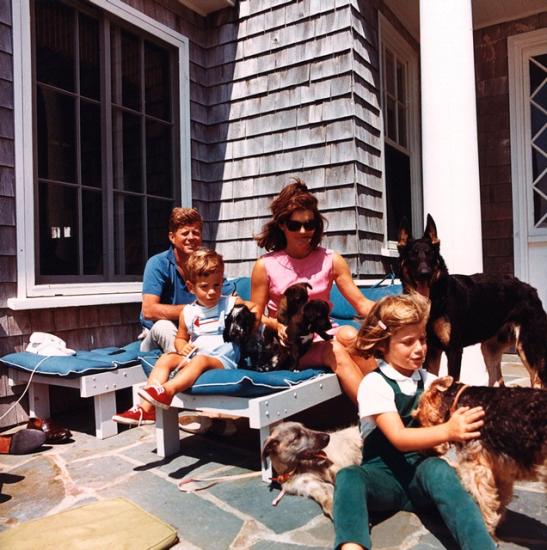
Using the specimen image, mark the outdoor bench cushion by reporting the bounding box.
[0,340,143,377]
[139,350,328,397]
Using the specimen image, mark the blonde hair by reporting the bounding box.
[352,292,430,359]
[186,249,224,283]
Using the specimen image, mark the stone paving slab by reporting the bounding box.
[1,357,545,548]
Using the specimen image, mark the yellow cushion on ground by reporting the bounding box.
[0,497,178,550]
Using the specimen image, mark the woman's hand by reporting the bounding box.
[277,321,288,346]
[445,406,484,442]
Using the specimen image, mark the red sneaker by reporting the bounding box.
[112,405,155,426]
[138,385,173,410]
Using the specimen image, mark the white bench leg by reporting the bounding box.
[132,382,146,406]
[259,426,272,483]
[156,407,180,458]
[93,392,118,439]
[29,382,50,419]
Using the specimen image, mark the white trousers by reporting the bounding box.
[139,320,178,353]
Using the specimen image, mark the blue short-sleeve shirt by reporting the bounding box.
[140,247,236,328]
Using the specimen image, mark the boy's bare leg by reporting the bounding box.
[162,355,224,398]
[140,353,180,413]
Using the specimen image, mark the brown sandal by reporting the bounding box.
[26,417,72,443]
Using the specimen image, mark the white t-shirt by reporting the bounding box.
[357,360,437,440]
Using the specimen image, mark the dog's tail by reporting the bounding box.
[514,288,547,387]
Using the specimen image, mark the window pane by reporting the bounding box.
[82,189,103,274]
[148,198,173,257]
[396,61,406,101]
[534,172,547,227]
[111,28,141,110]
[81,100,102,187]
[530,59,546,94]
[398,102,407,148]
[533,189,547,227]
[532,147,547,180]
[146,120,172,197]
[35,0,75,91]
[385,144,412,241]
[531,104,547,137]
[532,81,547,109]
[145,42,171,120]
[112,109,142,192]
[385,48,395,96]
[37,87,76,183]
[79,13,100,100]
[386,97,396,141]
[114,194,144,275]
[39,182,78,276]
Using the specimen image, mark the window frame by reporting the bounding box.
[10,0,191,310]
[508,27,547,284]
[378,14,422,255]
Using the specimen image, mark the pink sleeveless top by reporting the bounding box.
[261,247,334,318]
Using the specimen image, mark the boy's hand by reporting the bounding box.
[446,406,484,442]
[179,343,197,357]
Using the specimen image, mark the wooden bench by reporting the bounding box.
[154,372,342,481]
[8,365,146,439]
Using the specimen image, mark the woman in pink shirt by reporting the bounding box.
[251,179,376,403]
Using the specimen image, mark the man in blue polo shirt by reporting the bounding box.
[139,207,234,353]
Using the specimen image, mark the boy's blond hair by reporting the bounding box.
[186,249,224,283]
[352,292,430,359]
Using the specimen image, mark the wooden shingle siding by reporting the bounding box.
[198,0,385,278]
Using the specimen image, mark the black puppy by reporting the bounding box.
[277,282,312,325]
[282,299,333,370]
[398,214,547,387]
[223,303,278,371]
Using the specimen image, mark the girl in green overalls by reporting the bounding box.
[333,293,496,550]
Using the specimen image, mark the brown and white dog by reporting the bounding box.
[413,376,547,534]
[261,421,361,517]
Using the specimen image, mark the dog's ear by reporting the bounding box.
[261,437,278,462]
[424,214,440,245]
[397,217,411,248]
[432,376,454,392]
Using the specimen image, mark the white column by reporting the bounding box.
[420,0,483,274]
[420,0,486,384]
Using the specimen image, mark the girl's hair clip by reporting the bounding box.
[377,320,387,331]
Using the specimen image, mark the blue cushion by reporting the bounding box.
[329,283,403,320]
[231,276,252,301]
[0,341,143,376]
[189,367,329,397]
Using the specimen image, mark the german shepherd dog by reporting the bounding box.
[397,214,547,387]
[262,421,362,517]
[414,376,547,534]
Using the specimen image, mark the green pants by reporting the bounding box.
[333,457,496,550]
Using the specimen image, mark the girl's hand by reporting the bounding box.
[446,406,484,442]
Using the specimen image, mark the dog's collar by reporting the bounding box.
[449,384,469,416]
[271,470,295,484]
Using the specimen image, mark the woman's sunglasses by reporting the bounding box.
[284,219,317,232]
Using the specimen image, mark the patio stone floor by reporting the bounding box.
[0,356,545,549]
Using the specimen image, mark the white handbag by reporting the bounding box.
[25,332,76,356]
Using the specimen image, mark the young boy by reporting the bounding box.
[113,249,257,424]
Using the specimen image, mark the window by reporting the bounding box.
[379,15,421,250]
[11,0,191,307]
